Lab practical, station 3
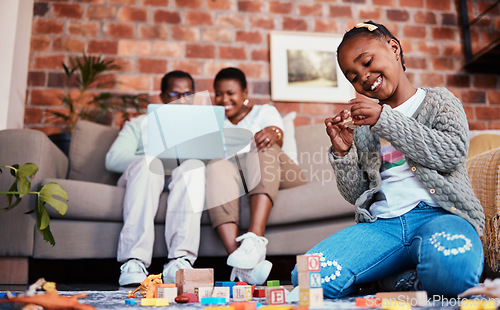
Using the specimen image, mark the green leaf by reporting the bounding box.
[36,201,50,230]
[39,182,68,215]
[16,163,38,196]
[6,182,21,209]
[40,226,55,246]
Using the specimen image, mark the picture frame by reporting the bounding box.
[270,31,354,103]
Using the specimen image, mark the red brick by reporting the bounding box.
[32,19,64,34]
[268,1,292,14]
[186,44,216,59]
[202,28,232,42]
[138,58,168,74]
[143,0,169,6]
[431,27,456,40]
[140,25,168,40]
[186,11,213,26]
[387,9,410,21]
[463,105,474,119]
[461,90,486,104]
[403,25,426,38]
[105,23,135,39]
[207,0,233,10]
[238,0,264,12]
[400,0,424,7]
[47,73,70,88]
[29,126,62,136]
[28,72,46,87]
[88,40,118,54]
[475,106,500,120]
[53,37,85,52]
[405,57,427,70]
[109,0,136,4]
[175,0,202,8]
[446,74,470,88]
[152,42,183,57]
[118,75,151,91]
[359,7,382,20]
[302,103,331,115]
[30,89,65,106]
[30,36,51,52]
[442,13,458,26]
[400,39,413,54]
[193,78,213,93]
[52,3,83,18]
[171,26,200,42]
[329,5,352,18]
[487,122,500,130]
[283,17,308,31]
[106,57,135,72]
[294,115,312,126]
[419,73,444,87]
[473,75,498,89]
[443,43,463,58]
[468,121,487,130]
[34,2,49,16]
[86,5,116,20]
[24,108,44,124]
[216,14,245,28]
[251,48,269,61]
[118,40,152,56]
[239,63,267,79]
[431,57,455,71]
[488,91,500,105]
[236,31,262,44]
[417,41,439,55]
[425,0,451,10]
[68,21,99,37]
[154,10,181,23]
[249,17,275,29]
[414,11,437,24]
[298,3,323,16]
[118,7,147,22]
[33,54,65,70]
[274,102,301,114]
[372,0,395,5]
[219,46,246,60]
[314,19,338,32]
[171,60,204,76]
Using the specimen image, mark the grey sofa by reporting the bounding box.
[0,120,356,284]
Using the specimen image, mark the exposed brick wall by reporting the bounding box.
[26,0,500,134]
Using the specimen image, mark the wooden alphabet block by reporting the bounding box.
[156,284,177,302]
[297,271,322,288]
[375,291,428,307]
[265,287,286,305]
[232,285,252,301]
[195,286,214,299]
[296,255,321,272]
[175,268,214,295]
[253,286,266,298]
[299,288,323,307]
[213,286,230,302]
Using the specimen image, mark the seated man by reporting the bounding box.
[105,70,205,286]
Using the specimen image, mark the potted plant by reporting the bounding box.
[48,52,148,155]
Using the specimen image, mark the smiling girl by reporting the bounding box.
[291,21,485,298]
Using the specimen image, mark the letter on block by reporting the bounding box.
[233,285,252,301]
[195,286,214,299]
[156,285,177,302]
[299,288,323,307]
[213,286,230,302]
[298,271,322,288]
[265,287,286,305]
[176,268,214,295]
[296,255,321,272]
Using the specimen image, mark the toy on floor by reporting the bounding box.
[296,254,323,307]
[0,278,96,310]
[459,278,500,298]
[127,274,163,298]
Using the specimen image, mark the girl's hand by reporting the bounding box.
[349,97,382,127]
[254,127,279,151]
[325,110,354,156]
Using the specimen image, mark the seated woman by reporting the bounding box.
[206,67,307,285]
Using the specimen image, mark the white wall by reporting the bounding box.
[0,0,34,130]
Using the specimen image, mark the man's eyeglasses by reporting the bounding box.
[167,91,194,99]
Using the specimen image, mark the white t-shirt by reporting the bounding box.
[370,88,440,218]
[224,104,284,154]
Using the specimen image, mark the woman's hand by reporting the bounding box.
[349,97,382,127]
[325,110,355,157]
[254,126,282,151]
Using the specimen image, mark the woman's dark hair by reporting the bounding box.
[161,70,195,92]
[337,20,406,71]
[213,67,247,90]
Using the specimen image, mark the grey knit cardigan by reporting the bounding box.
[329,87,485,233]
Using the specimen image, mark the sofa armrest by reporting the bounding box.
[466,147,500,271]
[0,129,69,257]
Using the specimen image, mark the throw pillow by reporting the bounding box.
[281,112,299,165]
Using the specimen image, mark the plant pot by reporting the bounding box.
[48,132,72,157]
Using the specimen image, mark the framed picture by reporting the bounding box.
[270,31,354,103]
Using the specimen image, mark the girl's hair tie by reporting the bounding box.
[355,23,378,31]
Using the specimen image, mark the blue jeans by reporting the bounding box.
[291,202,483,298]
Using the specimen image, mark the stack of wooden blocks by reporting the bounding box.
[297,254,323,307]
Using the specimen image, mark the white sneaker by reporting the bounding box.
[230,260,272,285]
[119,259,148,286]
[227,232,268,269]
[163,257,193,283]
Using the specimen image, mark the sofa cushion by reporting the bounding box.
[468,134,500,159]
[69,120,120,185]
